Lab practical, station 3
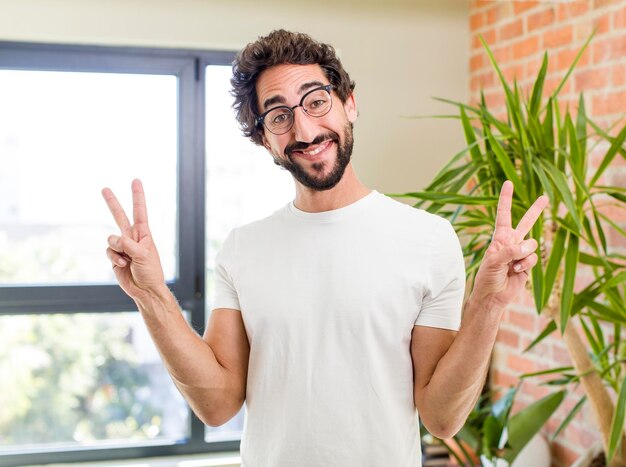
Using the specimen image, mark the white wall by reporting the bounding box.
[0,0,469,194]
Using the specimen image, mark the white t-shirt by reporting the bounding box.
[212,190,465,467]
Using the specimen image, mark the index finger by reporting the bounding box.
[494,180,513,231]
[516,194,549,237]
[102,187,132,233]
[132,179,149,226]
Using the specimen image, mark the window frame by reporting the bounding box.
[0,41,239,466]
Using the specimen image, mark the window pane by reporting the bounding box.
[204,66,293,440]
[0,312,189,452]
[0,70,177,286]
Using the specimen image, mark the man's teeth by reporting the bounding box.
[301,141,329,155]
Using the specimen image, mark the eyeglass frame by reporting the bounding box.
[255,84,333,135]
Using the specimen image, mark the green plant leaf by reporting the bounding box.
[529,52,548,117]
[590,123,626,187]
[538,159,584,234]
[561,233,579,333]
[552,395,587,440]
[608,376,626,462]
[485,127,527,203]
[543,227,566,308]
[504,390,566,462]
[521,366,573,378]
[549,31,594,100]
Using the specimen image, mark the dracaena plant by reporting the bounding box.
[398,34,626,465]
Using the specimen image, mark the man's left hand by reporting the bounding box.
[471,180,549,309]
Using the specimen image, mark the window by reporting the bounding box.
[0,41,291,466]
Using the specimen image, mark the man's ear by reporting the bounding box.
[343,93,358,124]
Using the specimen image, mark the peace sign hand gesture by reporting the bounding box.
[471,181,549,309]
[102,179,166,301]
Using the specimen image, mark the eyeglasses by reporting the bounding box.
[256,84,333,135]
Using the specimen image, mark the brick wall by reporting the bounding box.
[469,1,626,465]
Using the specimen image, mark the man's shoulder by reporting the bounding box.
[373,192,451,229]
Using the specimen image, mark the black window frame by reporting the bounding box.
[0,41,239,466]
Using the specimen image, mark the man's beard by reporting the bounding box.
[273,122,354,191]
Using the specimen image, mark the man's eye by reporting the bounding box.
[271,113,290,125]
[309,99,325,108]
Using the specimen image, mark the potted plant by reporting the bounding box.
[422,385,564,466]
[397,34,626,466]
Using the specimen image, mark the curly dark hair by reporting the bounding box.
[231,29,356,146]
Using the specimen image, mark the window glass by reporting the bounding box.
[0,70,178,285]
[0,312,189,452]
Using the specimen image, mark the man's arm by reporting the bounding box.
[102,180,249,427]
[412,181,548,438]
[411,297,500,438]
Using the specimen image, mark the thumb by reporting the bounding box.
[107,234,144,258]
[490,239,538,265]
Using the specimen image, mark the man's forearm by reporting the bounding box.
[134,285,239,425]
[416,295,505,438]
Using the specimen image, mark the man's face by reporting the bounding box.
[256,64,357,191]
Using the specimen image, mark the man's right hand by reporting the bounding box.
[102,179,166,300]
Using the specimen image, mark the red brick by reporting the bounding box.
[544,26,574,49]
[486,3,513,26]
[470,53,485,72]
[470,71,495,92]
[552,441,583,466]
[544,76,571,97]
[594,0,621,8]
[497,327,520,348]
[472,28,497,50]
[506,309,536,332]
[491,368,518,388]
[513,2,540,15]
[558,2,590,21]
[612,63,626,86]
[470,11,486,31]
[525,57,544,80]
[575,68,610,91]
[500,18,524,41]
[565,425,600,447]
[523,382,551,400]
[615,5,626,29]
[513,36,540,59]
[594,13,611,35]
[483,90,506,109]
[502,63,524,83]
[528,7,555,31]
[610,34,626,60]
[593,38,612,65]
[552,344,573,366]
[492,45,511,63]
[557,47,590,71]
[592,90,626,116]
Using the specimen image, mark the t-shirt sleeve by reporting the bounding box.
[414,218,465,330]
[211,229,242,312]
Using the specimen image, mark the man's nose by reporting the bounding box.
[292,107,318,143]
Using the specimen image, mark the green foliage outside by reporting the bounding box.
[0,313,165,446]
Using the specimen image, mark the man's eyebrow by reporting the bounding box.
[261,80,327,111]
[298,80,325,94]
[262,95,286,111]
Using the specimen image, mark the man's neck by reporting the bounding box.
[292,164,372,213]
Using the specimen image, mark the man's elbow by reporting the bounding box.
[197,397,245,427]
[421,417,464,440]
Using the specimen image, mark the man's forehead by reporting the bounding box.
[256,64,328,110]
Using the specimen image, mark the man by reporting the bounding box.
[103,30,547,466]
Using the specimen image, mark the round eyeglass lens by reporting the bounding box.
[266,108,293,134]
[303,89,332,116]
